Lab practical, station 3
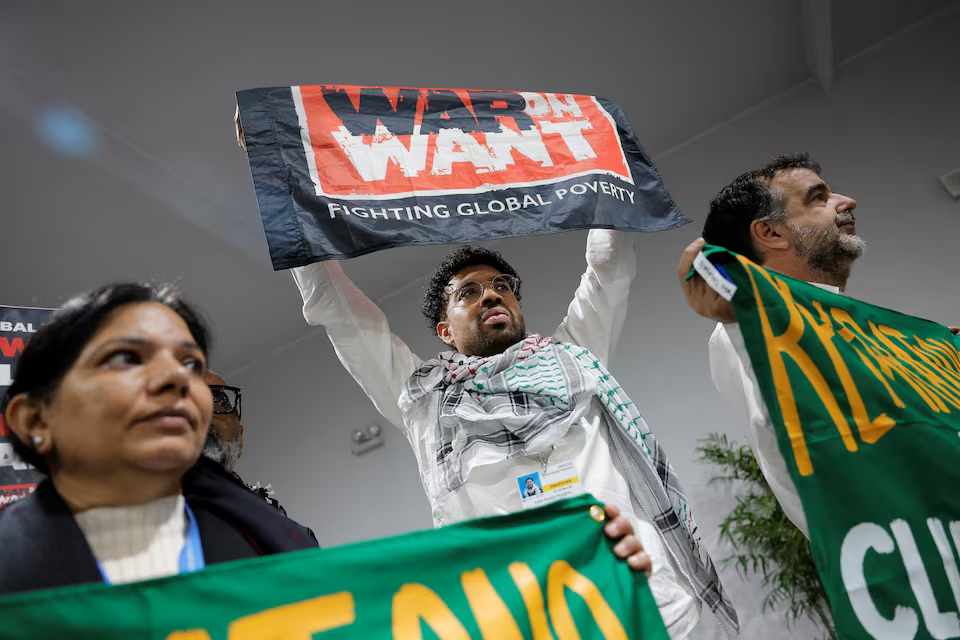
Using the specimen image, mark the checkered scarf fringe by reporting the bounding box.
[400,334,739,635]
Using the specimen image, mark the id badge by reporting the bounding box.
[517,460,584,510]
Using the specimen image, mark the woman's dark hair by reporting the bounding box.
[702,153,821,263]
[0,283,210,472]
[422,245,521,334]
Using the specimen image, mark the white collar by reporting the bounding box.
[809,282,842,294]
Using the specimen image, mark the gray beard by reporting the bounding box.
[202,427,241,473]
[789,222,865,280]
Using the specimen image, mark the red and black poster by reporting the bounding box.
[237,85,689,269]
[0,305,53,509]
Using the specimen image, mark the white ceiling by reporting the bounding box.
[1,0,957,372]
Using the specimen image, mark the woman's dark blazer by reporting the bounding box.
[0,457,318,596]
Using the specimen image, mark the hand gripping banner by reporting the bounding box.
[0,495,669,639]
[696,246,960,640]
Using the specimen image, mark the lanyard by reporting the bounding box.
[97,503,205,585]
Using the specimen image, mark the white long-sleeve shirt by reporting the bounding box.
[707,282,841,539]
[292,230,700,638]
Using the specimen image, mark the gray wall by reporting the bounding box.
[231,11,960,639]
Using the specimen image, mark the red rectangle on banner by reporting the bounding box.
[0,483,36,508]
[294,86,632,198]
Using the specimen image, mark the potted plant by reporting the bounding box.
[697,433,835,639]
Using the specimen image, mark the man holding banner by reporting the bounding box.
[684,153,864,537]
[679,154,960,639]
[238,85,739,637]
[291,234,735,638]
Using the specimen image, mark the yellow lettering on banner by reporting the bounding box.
[873,325,960,410]
[739,258,849,475]
[461,568,524,639]
[392,584,470,640]
[856,321,953,412]
[228,592,354,639]
[547,560,627,640]
[913,339,960,378]
[830,309,906,409]
[902,336,960,394]
[909,339,954,373]
[893,335,960,385]
[943,339,960,369]
[925,338,960,372]
[920,338,960,377]
[508,562,555,640]
[796,301,886,446]
[167,632,212,640]
[831,309,944,411]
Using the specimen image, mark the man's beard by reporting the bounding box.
[202,427,241,473]
[462,308,526,357]
[789,217,865,279]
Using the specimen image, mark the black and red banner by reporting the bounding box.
[0,305,53,509]
[237,85,689,269]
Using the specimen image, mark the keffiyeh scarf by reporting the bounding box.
[400,334,738,635]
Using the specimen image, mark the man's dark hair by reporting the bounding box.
[1,283,210,473]
[702,153,821,263]
[422,245,521,332]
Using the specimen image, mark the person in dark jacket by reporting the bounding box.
[0,283,316,596]
[203,370,295,517]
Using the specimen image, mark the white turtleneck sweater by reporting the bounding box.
[73,494,187,585]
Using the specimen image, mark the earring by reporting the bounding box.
[32,434,44,448]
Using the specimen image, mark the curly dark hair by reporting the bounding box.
[422,245,521,333]
[702,153,821,264]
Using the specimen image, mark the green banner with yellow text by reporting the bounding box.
[0,495,667,640]
[702,246,960,640]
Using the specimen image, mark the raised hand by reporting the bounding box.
[678,238,736,324]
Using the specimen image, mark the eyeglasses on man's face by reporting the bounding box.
[447,274,520,306]
[209,385,241,419]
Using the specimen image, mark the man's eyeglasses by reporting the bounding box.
[210,385,241,419]
[447,274,520,305]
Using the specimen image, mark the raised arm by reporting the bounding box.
[553,229,637,363]
[292,261,422,430]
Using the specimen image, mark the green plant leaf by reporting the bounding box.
[696,433,835,636]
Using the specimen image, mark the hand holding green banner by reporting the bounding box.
[0,495,668,640]
[699,246,960,640]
